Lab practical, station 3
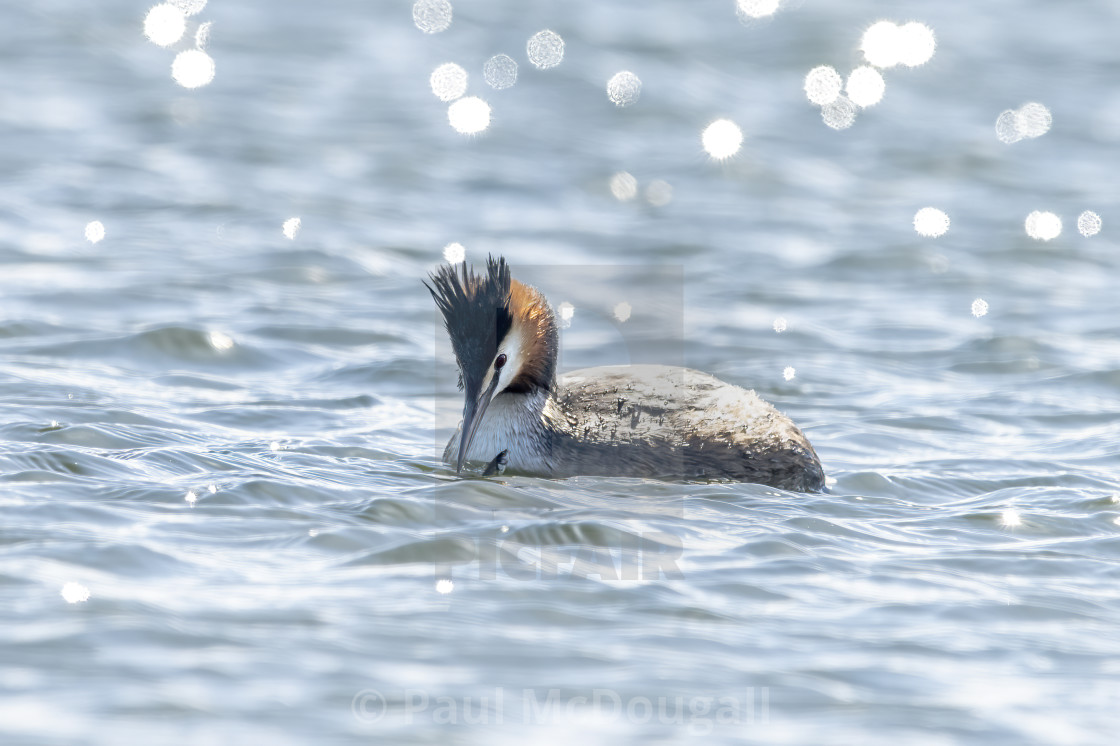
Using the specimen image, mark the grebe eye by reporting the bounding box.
[494,353,507,370]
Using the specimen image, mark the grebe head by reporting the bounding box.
[426,256,558,472]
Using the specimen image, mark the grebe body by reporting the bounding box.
[427,257,824,492]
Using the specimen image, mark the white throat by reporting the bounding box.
[447,388,553,471]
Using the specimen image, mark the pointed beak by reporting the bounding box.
[456,374,501,474]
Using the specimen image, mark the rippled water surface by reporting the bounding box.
[3,1,1120,744]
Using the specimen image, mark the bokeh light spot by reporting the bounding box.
[861,21,903,68]
[607,71,642,107]
[898,22,936,67]
[171,49,215,89]
[447,96,491,134]
[1025,211,1062,241]
[804,66,842,106]
[846,66,886,107]
[702,119,743,160]
[1001,509,1022,528]
[913,207,950,238]
[436,578,454,594]
[84,221,105,244]
[1016,102,1052,138]
[821,96,857,130]
[773,317,787,333]
[860,21,935,68]
[527,30,564,69]
[443,242,466,263]
[737,0,780,19]
[1077,210,1102,237]
[144,4,186,48]
[996,102,1052,143]
[483,54,518,90]
[613,302,632,323]
[61,582,90,604]
[783,366,796,381]
[995,110,1022,144]
[645,180,673,206]
[282,217,301,240]
[430,63,468,102]
[169,0,207,15]
[609,172,638,201]
[413,0,452,34]
[195,21,212,49]
[208,331,234,351]
[972,298,989,318]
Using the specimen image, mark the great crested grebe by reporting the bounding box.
[426,256,824,492]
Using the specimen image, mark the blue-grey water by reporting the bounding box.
[3,1,1119,743]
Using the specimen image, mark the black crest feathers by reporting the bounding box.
[425,256,514,391]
